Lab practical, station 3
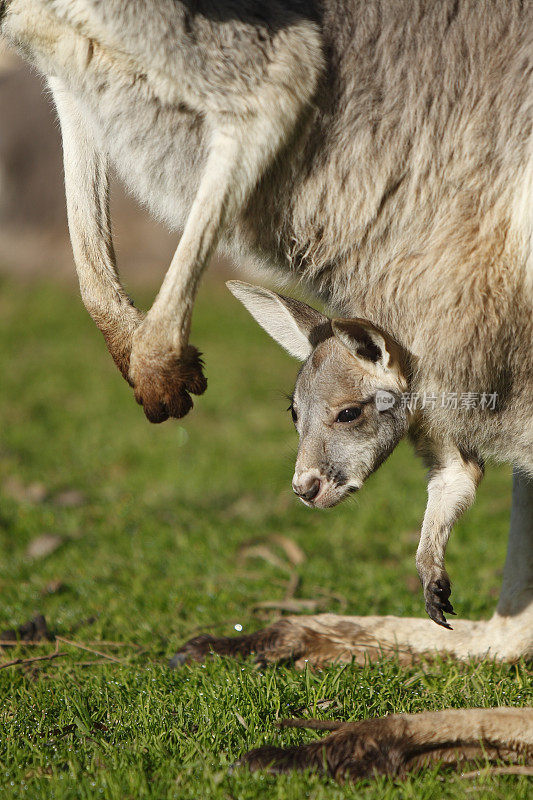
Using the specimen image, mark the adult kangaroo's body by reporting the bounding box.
[1,3,532,659]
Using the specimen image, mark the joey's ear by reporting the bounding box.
[226,281,330,360]
[332,318,407,381]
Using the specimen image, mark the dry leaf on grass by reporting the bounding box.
[291,698,339,715]
[26,534,64,560]
[3,478,47,504]
[268,534,306,566]
[53,489,85,508]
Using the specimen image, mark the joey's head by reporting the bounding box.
[228,281,411,509]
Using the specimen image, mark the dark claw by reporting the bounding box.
[166,389,194,419]
[424,576,456,628]
[426,602,453,629]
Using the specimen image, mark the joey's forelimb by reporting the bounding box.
[416,442,484,627]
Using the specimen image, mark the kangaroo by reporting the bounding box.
[1,0,531,666]
[227,280,482,628]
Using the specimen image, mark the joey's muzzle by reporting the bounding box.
[292,474,321,502]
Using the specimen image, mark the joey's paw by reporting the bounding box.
[129,343,207,423]
[423,574,456,629]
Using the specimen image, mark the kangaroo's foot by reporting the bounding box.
[171,617,418,669]
[129,330,207,423]
[171,611,531,668]
[238,707,533,781]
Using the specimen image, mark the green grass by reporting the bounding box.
[0,275,530,799]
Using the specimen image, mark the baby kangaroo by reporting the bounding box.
[228,281,482,628]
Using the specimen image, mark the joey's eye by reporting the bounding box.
[288,404,298,424]
[336,406,362,423]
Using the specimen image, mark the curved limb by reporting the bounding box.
[414,439,484,627]
[12,1,322,422]
[50,78,144,382]
[239,707,533,781]
[127,98,308,422]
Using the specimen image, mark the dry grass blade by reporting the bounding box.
[55,637,125,665]
[283,572,300,601]
[0,651,67,670]
[252,599,323,613]
[268,534,306,566]
[238,544,291,573]
[235,712,248,729]
[86,641,143,649]
[277,718,345,731]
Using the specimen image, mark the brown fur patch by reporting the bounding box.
[239,710,533,782]
[89,303,145,385]
[171,618,417,669]
[130,345,207,423]
[101,326,135,384]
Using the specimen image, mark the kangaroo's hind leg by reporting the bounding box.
[50,77,144,382]
[128,84,321,421]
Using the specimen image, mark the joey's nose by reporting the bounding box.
[293,476,321,502]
